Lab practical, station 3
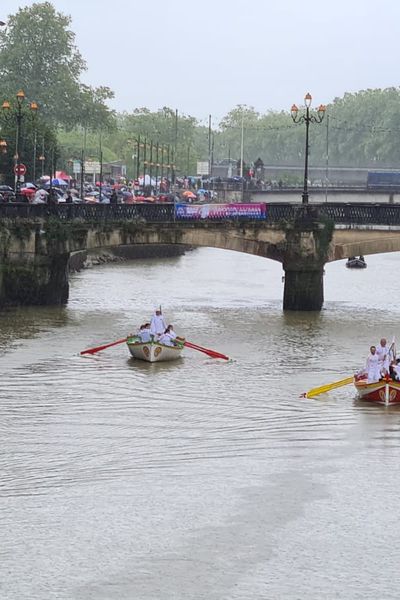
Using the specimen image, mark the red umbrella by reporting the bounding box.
[20,187,35,197]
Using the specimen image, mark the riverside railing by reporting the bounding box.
[2,202,400,226]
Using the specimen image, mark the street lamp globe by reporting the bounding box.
[291,104,299,119]
[16,89,25,104]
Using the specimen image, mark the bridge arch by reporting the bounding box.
[330,228,400,262]
[82,224,288,264]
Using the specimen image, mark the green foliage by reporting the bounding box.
[0,2,115,130]
[0,112,57,185]
[212,90,400,169]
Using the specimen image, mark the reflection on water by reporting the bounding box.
[1,249,400,599]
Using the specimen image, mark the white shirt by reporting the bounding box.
[366,352,381,383]
[376,344,390,369]
[158,333,174,346]
[150,313,166,335]
[138,328,152,343]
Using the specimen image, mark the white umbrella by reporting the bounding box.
[139,174,156,186]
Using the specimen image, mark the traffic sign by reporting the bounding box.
[14,163,26,176]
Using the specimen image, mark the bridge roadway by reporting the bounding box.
[1,202,400,311]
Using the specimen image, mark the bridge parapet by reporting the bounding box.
[2,202,400,226]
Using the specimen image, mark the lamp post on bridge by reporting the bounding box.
[1,90,38,199]
[291,93,326,205]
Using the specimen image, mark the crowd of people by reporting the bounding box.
[134,309,183,347]
[361,338,400,383]
[0,174,226,206]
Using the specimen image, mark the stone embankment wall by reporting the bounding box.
[68,244,190,273]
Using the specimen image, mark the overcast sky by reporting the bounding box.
[4,0,400,124]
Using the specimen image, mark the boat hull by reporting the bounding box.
[354,378,400,405]
[127,338,183,362]
[346,259,367,269]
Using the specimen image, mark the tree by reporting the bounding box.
[0,2,114,130]
[0,116,57,186]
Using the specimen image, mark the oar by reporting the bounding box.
[184,340,229,360]
[302,376,354,398]
[80,337,128,355]
[80,337,229,360]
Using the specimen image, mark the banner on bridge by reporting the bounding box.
[175,203,266,220]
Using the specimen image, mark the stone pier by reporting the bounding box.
[282,210,333,311]
[0,223,70,306]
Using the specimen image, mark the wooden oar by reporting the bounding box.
[303,376,354,398]
[184,341,229,360]
[80,337,128,355]
[80,337,229,360]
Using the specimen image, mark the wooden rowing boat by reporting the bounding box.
[354,375,400,405]
[126,336,184,362]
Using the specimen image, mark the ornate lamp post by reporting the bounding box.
[291,93,326,204]
[1,90,38,198]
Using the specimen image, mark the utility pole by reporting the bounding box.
[99,132,103,202]
[208,114,212,178]
[80,148,84,200]
[240,111,244,178]
[174,108,178,183]
[136,135,140,180]
[325,114,329,202]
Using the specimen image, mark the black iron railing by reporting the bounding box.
[2,202,400,225]
[0,202,175,222]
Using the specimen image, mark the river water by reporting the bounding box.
[1,248,400,599]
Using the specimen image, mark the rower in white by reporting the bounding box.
[376,338,390,374]
[158,331,175,346]
[366,345,381,383]
[138,323,152,343]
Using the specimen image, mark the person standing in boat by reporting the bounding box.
[376,338,390,374]
[150,309,166,338]
[366,346,381,383]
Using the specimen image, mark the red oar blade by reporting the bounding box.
[184,341,229,360]
[80,337,127,355]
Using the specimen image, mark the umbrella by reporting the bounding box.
[24,182,37,189]
[197,188,207,194]
[20,187,35,197]
[138,175,156,186]
[55,170,71,181]
[182,190,196,199]
[52,178,68,187]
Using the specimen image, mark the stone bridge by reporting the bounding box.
[1,202,400,311]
